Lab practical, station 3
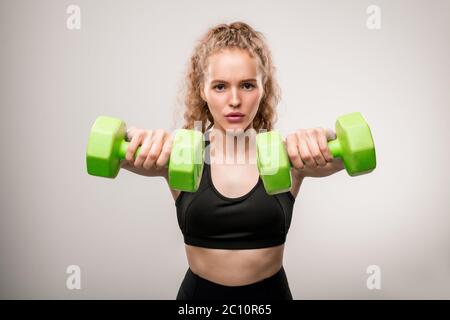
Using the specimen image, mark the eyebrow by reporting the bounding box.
[210,78,257,84]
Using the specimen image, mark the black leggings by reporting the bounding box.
[176,266,293,300]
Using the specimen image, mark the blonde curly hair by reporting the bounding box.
[178,21,281,133]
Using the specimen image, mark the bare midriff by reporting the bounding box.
[184,243,284,286]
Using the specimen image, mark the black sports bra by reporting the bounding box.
[175,136,295,250]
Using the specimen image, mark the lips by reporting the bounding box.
[226,112,244,117]
[225,112,244,123]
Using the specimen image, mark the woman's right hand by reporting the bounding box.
[120,127,174,177]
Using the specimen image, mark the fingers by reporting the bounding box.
[317,128,334,162]
[125,128,171,171]
[325,127,336,141]
[143,129,166,170]
[285,134,304,169]
[156,132,174,168]
[126,126,137,142]
[289,128,334,169]
[126,129,149,162]
[296,132,316,168]
[294,129,321,168]
[133,130,154,168]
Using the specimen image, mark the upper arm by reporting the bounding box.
[168,186,182,202]
[121,161,180,201]
[162,173,182,202]
[289,168,304,200]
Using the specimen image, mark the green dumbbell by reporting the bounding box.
[86,116,205,192]
[256,112,377,195]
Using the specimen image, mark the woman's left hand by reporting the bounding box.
[284,127,345,179]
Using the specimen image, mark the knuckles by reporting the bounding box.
[126,127,171,169]
[294,127,325,137]
[293,163,304,170]
[288,151,299,160]
[138,151,147,160]
[148,152,158,161]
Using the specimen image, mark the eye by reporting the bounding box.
[214,84,226,91]
[242,83,255,90]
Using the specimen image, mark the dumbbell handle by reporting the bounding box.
[117,140,141,160]
[118,134,342,175]
[327,139,342,159]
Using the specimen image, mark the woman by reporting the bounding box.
[120,22,344,300]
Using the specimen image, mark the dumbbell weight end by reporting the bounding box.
[86,116,205,192]
[256,112,377,195]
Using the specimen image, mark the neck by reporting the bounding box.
[208,126,257,166]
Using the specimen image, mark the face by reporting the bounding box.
[201,48,264,135]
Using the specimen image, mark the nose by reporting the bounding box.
[229,87,241,108]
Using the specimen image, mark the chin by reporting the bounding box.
[214,117,254,134]
[223,123,250,133]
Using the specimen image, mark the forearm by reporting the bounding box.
[120,160,168,178]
